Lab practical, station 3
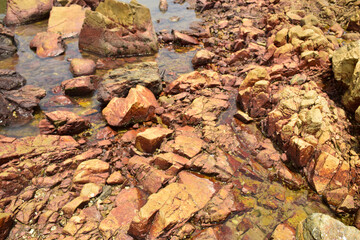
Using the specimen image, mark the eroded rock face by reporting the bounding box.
[79,0,158,57]
[0,25,17,59]
[98,62,162,103]
[0,213,13,240]
[4,0,54,26]
[102,85,159,127]
[47,5,86,38]
[29,32,65,58]
[296,213,360,240]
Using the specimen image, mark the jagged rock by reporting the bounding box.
[287,136,314,168]
[0,213,13,240]
[173,30,199,45]
[172,134,205,158]
[98,62,162,103]
[29,32,65,58]
[73,159,110,184]
[102,85,159,127]
[99,188,146,239]
[61,75,97,96]
[4,0,54,26]
[152,152,189,175]
[0,69,26,91]
[192,49,215,67]
[66,0,103,10]
[39,110,90,135]
[296,213,360,240]
[62,196,90,218]
[79,0,158,57]
[271,223,295,240]
[106,171,125,185]
[70,58,96,77]
[0,26,17,59]
[47,5,86,38]
[192,228,219,240]
[128,171,215,239]
[127,156,172,193]
[135,127,173,153]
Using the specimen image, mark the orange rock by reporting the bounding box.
[73,159,110,184]
[69,58,96,77]
[80,183,102,198]
[61,75,96,96]
[0,213,13,239]
[106,171,125,185]
[173,135,205,158]
[135,127,173,153]
[62,196,90,218]
[29,32,65,58]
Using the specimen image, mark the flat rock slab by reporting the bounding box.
[98,62,162,103]
[4,0,54,26]
[135,127,173,153]
[73,159,110,184]
[79,0,158,57]
[48,5,86,38]
[61,75,97,96]
[30,32,65,58]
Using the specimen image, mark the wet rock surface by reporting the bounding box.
[29,32,65,58]
[0,25,17,60]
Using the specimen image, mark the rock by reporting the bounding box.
[79,0,158,57]
[234,110,253,123]
[271,223,295,240]
[127,156,172,193]
[0,69,26,91]
[0,25,17,59]
[66,0,103,10]
[39,110,90,135]
[70,58,96,77]
[173,30,199,45]
[192,228,219,240]
[296,213,360,240]
[0,213,13,240]
[355,105,360,122]
[347,11,360,32]
[73,159,110,184]
[102,85,159,127]
[99,188,146,239]
[287,136,314,168]
[192,50,215,67]
[62,196,90,218]
[80,183,102,198]
[159,0,168,12]
[152,152,189,175]
[4,0,54,26]
[128,171,215,239]
[97,62,162,103]
[106,171,125,185]
[46,95,74,107]
[29,32,65,58]
[135,127,173,153]
[172,134,205,158]
[61,75,96,96]
[47,5,86,38]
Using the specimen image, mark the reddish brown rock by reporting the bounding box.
[79,0,158,57]
[46,95,74,107]
[172,134,205,158]
[61,76,96,96]
[29,32,65,58]
[39,110,90,135]
[48,5,86,38]
[73,159,110,184]
[135,127,173,153]
[192,49,215,67]
[127,156,172,193]
[70,58,96,77]
[173,30,199,45]
[271,223,296,240]
[63,206,101,236]
[4,0,54,26]
[192,228,219,240]
[102,85,159,127]
[287,136,314,168]
[80,183,102,198]
[106,171,125,185]
[152,152,189,175]
[0,27,17,59]
[99,188,146,239]
[0,213,13,240]
[62,196,90,218]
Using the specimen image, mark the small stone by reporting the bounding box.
[61,75,96,96]
[29,32,65,58]
[0,213,13,239]
[106,172,125,185]
[62,196,90,218]
[80,183,102,198]
[173,30,199,45]
[192,50,215,67]
[70,58,96,77]
[271,223,295,240]
[135,127,173,153]
[234,110,253,123]
[73,159,110,184]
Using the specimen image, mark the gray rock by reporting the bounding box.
[97,62,162,103]
[296,213,360,240]
[0,25,17,59]
[0,69,26,91]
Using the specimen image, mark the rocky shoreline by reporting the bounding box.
[2,0,360,239]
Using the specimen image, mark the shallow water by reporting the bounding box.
[0,0,198,137]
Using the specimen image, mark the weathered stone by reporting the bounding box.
[287,136,314,168]
[135,127,173,153]
[234,110,253,123]
[172,134,205,158]
[296,213,360,240]
[271,223,295,240]
[98,62,162,103]
[128,171,215,239]
[70,58,96,77]
[152,152,189,175]
[192,228,219,240]
[61,75,96,96]
[66,0,103,10]
[159,0,168,12]
[4,0,54,26]
[40,110,90,135]
[106,171,125,185]
[79,0,158,57]
[0,213,13,240]
[192,49,215,67]
[102,85,159,127]
[0,26,17,59]
[127,156,172,193]
[80,183,102,198]
[29,32,65,58]
[73,159,110,184]
[0,69,26,91]
[62,196,90,218]
[48,5,86,38]
[173,30,199,45]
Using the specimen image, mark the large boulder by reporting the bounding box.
[97,62,162,103]
[332,40,360,111]
[4,0,54,26]
[102,85,159,127]
[0,25,17,59]
[79,0,158,57]
[47,5,86,38]
[296,213,360,240]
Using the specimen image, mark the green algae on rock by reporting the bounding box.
[79,0,158,57]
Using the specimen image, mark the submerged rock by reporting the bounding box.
[98,62,162,103]
[296,213,360,240]
[47,5,86,38]
[4,0,54,26]
[29,32,65,58]
[70,58,96,77]
[79,0,158,57]
[102,85,159,127]
[0,25,17,59]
